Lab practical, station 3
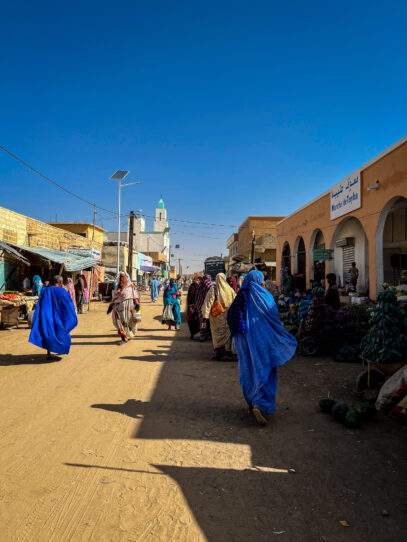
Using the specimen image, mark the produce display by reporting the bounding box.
[360,290,407,364]
[319,397,375,428]
[306,287,354,333]
[298,299,311,323]
[0,293,19,301]
[334,344,361,363]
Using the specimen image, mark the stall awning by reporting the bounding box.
[0,240,30,265]
[140,265,157,272]
[10,244,99,272]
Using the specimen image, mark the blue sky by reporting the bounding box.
[1,1,406,272]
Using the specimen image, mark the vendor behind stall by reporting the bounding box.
[325,273,341,310]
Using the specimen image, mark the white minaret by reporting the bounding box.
[154,196,168,232]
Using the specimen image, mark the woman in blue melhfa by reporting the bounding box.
[227,270,297,426]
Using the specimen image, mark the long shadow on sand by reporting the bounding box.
[0,354,62,365]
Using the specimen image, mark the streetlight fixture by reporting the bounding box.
[110,170,142,274]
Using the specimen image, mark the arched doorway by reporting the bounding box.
[376,196,407,290]
[309,229,326,285]
[330,217,369,294]
[294,236,306,291]
[281,242,291,271]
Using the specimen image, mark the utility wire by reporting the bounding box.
[0,145,238,228]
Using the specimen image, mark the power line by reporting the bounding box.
[0,145,238,228]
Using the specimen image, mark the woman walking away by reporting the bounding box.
[65,277,77,311]
[226,275,239,293]
[227,270,297,426]
[186,276,201,339]
[29,275,77,361]
[163,278,181,330]
[195,274,213,342]
[32,275,43,297]
[150,276,159,302]
[110,272,140,344]
[203,273,236,360]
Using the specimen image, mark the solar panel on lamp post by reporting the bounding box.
[109,170,142,275]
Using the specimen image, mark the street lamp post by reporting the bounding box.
[110,170,142,274]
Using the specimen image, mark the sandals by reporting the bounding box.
[252,406,268,426]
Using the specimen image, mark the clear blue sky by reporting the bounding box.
[1,1,406,272]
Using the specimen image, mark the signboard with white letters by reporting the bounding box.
[330,170,361,220]
[67,246,101,260]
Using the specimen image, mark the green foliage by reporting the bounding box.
[360,290,407,364]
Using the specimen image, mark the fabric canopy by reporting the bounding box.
[0,240,30,265]
[140,265,157,272]
[10,243,99,272]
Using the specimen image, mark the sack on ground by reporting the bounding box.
[163,305,174,322]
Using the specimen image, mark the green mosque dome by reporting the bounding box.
[158,196,165,209]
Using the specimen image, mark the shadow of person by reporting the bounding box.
[91,399,148,419]
[0,354,62,366]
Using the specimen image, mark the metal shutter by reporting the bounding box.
[342,245,355,283]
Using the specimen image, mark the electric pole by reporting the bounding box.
[251,229,256,264]
[128,211,135,280]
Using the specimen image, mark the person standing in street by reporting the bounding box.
[186,276,201,339]
[162,278,181,330]
[75,273,86,313]
[349,262,359,291]
[227,270,297,426]
[64,277,77,312]
[29,275,78,361]
[203,273,236,361]
[32,275,43,296]
[110,272,140,344]
[194,274,213,342]
[150,276,159,302]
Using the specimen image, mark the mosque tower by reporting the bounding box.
[154,196,168,232]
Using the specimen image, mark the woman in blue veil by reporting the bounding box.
[227,270,297,425]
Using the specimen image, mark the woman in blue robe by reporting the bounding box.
[162,278,181,330]
[32,275,43,296]
[29,276,78,360]
[150,277,159,302]
[227,270,297,425]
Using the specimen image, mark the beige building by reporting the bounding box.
[48,222,104,248]
[227,216,285,279]
[276,135,407,299]
[0,206,102,290]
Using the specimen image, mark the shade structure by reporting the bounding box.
[0,240,30,265]
[9,244,99,272]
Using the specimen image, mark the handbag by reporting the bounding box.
[163,304,175,322]
[211,291,224,317]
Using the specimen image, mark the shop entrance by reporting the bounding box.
[330,217,369,294]
[281,242,291,272]
[376,196,407,288]
[310,229,326,285]
[294,236,306,292]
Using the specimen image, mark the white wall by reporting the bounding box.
[330,218,368,293]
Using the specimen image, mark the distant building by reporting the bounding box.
[130,197,170,264]
[226,216,285,279]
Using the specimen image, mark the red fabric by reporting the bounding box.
[227,276,238,293]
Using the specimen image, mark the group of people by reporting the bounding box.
[24,273,89,313]
[28,267,297,426]
[185,271,297,425]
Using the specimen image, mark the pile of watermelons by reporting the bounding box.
[319,397,375,428]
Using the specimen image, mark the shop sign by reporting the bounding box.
[330,170,361,220]
[313,249,332,261]
[67,246,101,260]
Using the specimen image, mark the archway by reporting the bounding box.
[294,236,306,291]
[309,229,326,285]
[330,217,369,294]
[376,196,407,290]
[281,242,291,272]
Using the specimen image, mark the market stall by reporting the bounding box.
[0,292,38,328]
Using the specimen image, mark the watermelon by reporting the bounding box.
[345,409,360,428]
[353,402,370,421]
[331,402,349,421]
[319,398,337,413]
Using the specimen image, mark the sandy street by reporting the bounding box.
[0,293,406,542]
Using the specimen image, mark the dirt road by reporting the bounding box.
[0,294,405,541]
